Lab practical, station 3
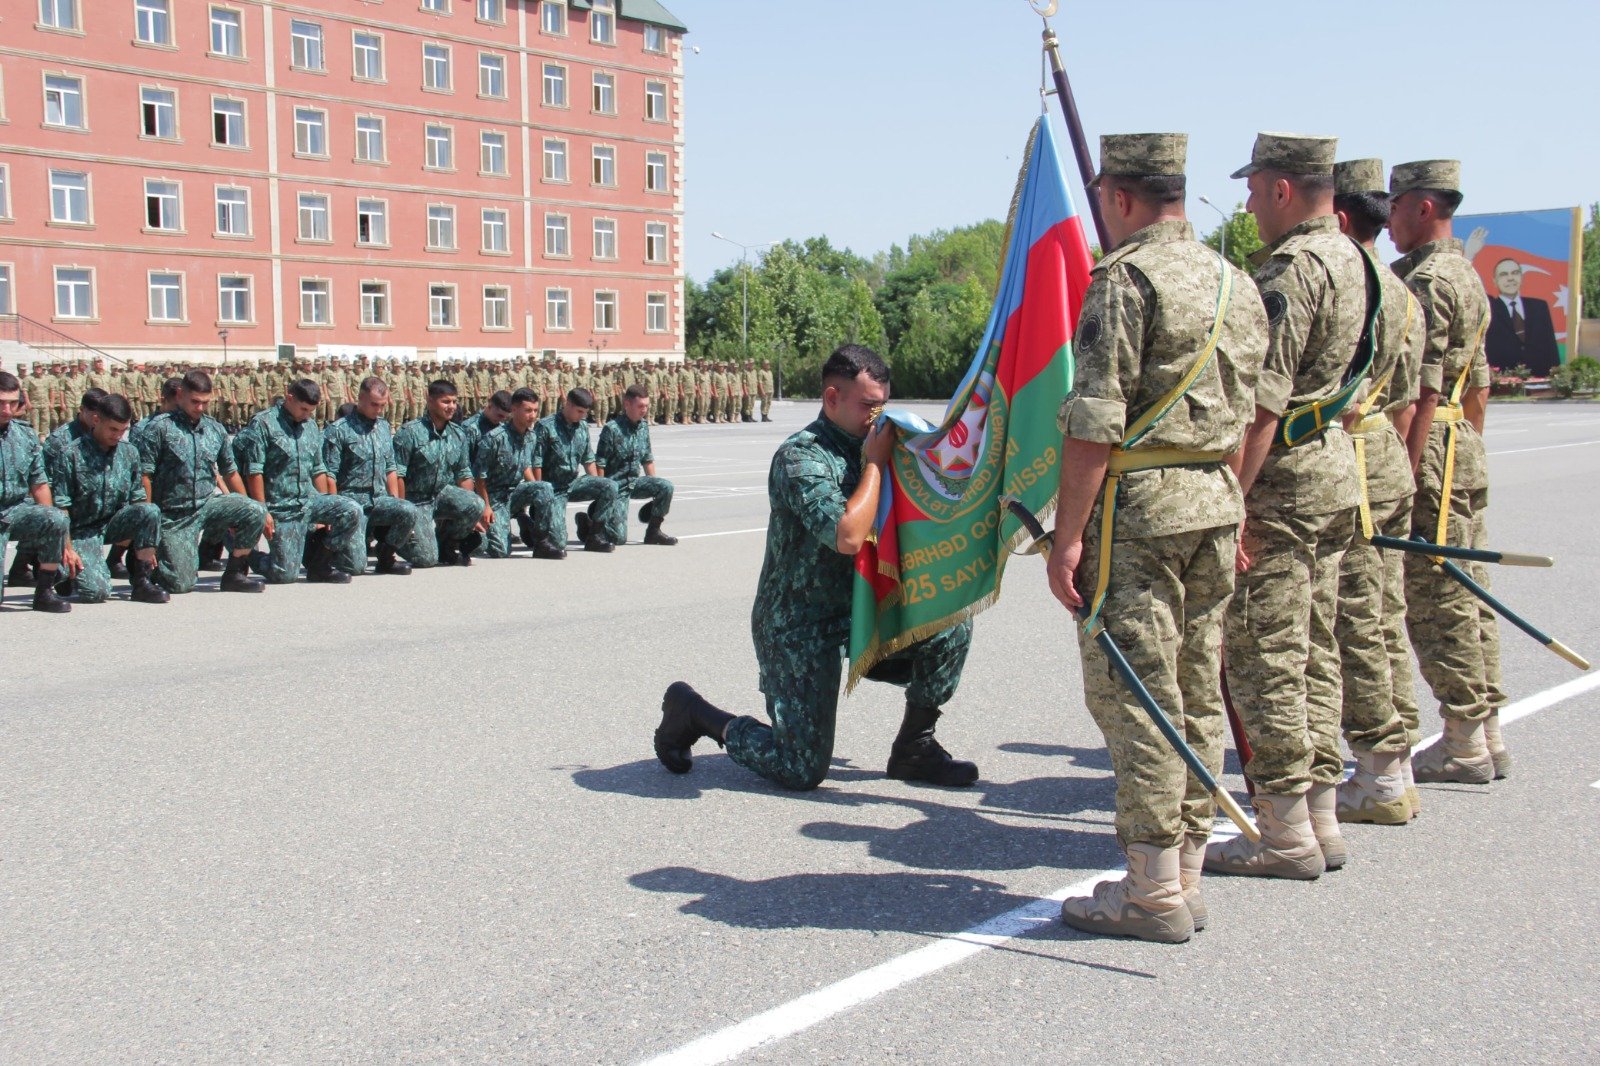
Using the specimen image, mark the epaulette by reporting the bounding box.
[1092,241,1141,274]
[1268,233,1314,260]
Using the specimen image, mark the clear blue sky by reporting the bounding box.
[671,0,1597,282]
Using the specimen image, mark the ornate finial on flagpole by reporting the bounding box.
[1029,0,1060,17]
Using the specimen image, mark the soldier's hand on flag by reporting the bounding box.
[865,420,896,466]
[1047,536,1083,610]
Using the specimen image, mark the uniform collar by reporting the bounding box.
[1116,219,1194,250]
[1392,236,1463,275]
[1255,213,1339,262]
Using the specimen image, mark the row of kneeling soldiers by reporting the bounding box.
[0,368,679,611]
[15,356,779,434]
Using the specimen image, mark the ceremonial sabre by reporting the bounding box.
[1369,535,1553,568]
[1001,495,1260,842]
[1407,536,1591,670]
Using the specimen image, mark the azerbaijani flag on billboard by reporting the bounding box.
[847,116,1093,688]
[1452,207,1584,375]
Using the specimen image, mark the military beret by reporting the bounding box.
[1389,159,1461,198]
[1095,133,1187,185]
[1231,132,1337,179]
[1334,158,1385,197]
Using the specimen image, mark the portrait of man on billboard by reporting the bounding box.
[1486,256,1560,376]
[1456,208,1583,377]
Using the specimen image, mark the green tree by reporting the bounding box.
[1200,204,1263,270]
[1582,202,1598,322]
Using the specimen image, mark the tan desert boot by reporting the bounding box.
[1401,755,1421,818]
[1060,843,1193,944]
[1337,748,1412,825]
[1306,783,1348,870]
[1204,792,1325,880]
[1413,719,1495,784]
[1483,711,1512,779]
[1179,835,1208,932]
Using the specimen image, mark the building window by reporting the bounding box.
[218,274,253,323]
[429,284,457,329]
[360,281,390,327]
[355,115,385,163]
[590,0,614,45]
[540,1,566,35]
[645,151,668,192]
[144,179,181,231]
[55,267,94,319]
[427,204,456,251]
[0,167,10,220]
[482,208,509,253]
[422,43,452,91]
[542,138,568,182]
[644,80,667,122]
[148,271,184,322]
[546,287,570,330]
[209,6,243,57]
[0,265,12,315]
[592,73,615,115]
[421,0,449,11]
[135,0,172,46]
[542,64,566,107]
[215,185,250,236]
[140,86,177,139]
[483,285,510,330]
[479,53,506,98]
[544,213,569,257]
[293,107,327,157]
[297,192,330,241]
[290,19,324,71]
[212,97,245,146]
[643,25,667,53]
[49,170,89,224]
[645,221,668,264]
[477,0,505,22]
[39,0,80,32]
[300,278,331,326]
[425,124,454,170]
[44,74,86,130]
[356,199,387,245]
[592,218,617,260]
[592,145,615,186]
[646,292,668,332]
[594,289,618,331]
[480,131,507,176]
[353,32,384,81]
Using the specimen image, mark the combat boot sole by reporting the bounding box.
[1060,898,1193,944]
[1412,750,1494,785]
[1203,839,1324,880]
[1336,791,1412,826]
[1490,749,1513,780]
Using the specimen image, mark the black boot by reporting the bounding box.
[304,531,351,584]
[644,519,678,546]
[583,532,615,553]
[458,531,482,562]
[886,704,978,787]
[655,682,735,774]
[32,567,71,613]
[106,543,129,579]
[128,555,170,604]
[574,512,591,541]
[375,543,412,575]
[515,513,540,551]
[220,553,266,593]
[199,540,227,572]
[533,536,567,560]
[8,552,35,588]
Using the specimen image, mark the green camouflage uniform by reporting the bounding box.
[471,421,555,557]
[232,402,362,583]
[725,415,971,790]
[137,410,269,593]
[1227,214,1366,795]
[531,413,619,546]
[322,411,423,573]
[1395,236,1497,724]
[395,415,488,565]
[0,419,71,597]
[1060,219,1267,847]
[595,413,672,544]
[47,429,161,602]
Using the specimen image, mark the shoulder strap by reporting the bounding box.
[1276,239,1383,448]
[1123,252,1233,449]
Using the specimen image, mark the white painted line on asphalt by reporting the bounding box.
[1591,778,1600,791]
[676,527,768,541]
[1489,439,1600,456]
[641,670,1600,1066]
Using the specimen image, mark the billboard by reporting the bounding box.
[1453,207,1584,376]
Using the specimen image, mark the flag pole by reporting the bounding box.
[1033,6,1110,251]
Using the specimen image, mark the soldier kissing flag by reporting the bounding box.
[848,116,1093,688]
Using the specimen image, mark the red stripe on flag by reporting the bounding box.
[996,216,1092,397]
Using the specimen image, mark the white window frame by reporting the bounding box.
[293,106,328,158]
[354,114,386,163]
[478,53,506,99]
[290,19,325,72]
[49,169,91,225]
[643,24,667,54]
[43,73,87,131]
[356,198,388,247]
[296,191,330,243]
[592,144,616,187]
[590,0,615,45]
[544,212,570,257]
[140,85,178,140]
[540,1,566,36]
[593,288,618,332]
[592,217,617,261]
[426,203,457,251]
[645,292,668,333]
[542,63,567,108]
[645,151,668,193]
[144,178,183,232]
[481,207,509,254]
[299,277,332,327]
[429,283,458,330]
[0,165,11,221]
[542,138,568,183]
[483,285,511,331]
[54,266,95,321]
[39,0,81,33]
[134,0,174,48]
[214,184,250,237]
[422,42,453,92]
[209,5,244,59]
[644,80,667,122]
[211,95,247,147]
[480,130,507,176]
[645,221,669,264]
[421,0,450,12]
[352,31,385,82]
[0,264,14,316]
[360,280,391,328]
[147,270,185,323]
[545,286,571,331]
[424,123,454,170]
[218,274,254,325]
[592,72,616,116]
[477,0,506,24]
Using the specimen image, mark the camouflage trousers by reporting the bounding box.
[482,482,555,558]
[761,396,773,419]
[343,495,424,575]
[1078,523,1235,848]
[0,503,70,598]
[1336,494,1417,754]
[1405,484,1503,722]
[403,485,484,567]
[253,496,363,584]
[155,494,269,594]
[536,476,620,546]
[728,621,972,791]
[604,475,673,544]
[1226,505,1354,794]
[70,503,162,603]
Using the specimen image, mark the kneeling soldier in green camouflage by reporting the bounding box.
[472,388,561,559]
[596,384,677,546]
[654,345,977,791]
[0,370,74,612]
[322,377,424,576]
[395,379,492,566]
[233,379,361,585]
[531,388,621,554]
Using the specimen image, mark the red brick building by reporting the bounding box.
[0,0,687,366]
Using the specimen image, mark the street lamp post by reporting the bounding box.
[218,329,230,365]
[709,230,776,388]
[1198,196,1229,264]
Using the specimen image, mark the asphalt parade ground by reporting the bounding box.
[5,401,1599,1064]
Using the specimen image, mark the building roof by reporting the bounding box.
[570,0,689,33]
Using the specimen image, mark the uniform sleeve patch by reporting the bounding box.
[1262,290,1288,326]
[1077,313,1103,353]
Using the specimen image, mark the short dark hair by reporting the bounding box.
[624,383,649,401]
[288,378,321,405]
[1334,191,1392,243]
[428,379,458,400]
[511,387,539,407]
[1103,173,1186,205]
[161,377,183,401]
[336,402,358,420]
[486,390,514,413]
[1417,189,1464,219]
[569,387,594,409]
[181,369,213,394]
[821,344,891,387]
[79,387,110,413]
[0,370,18,393]
[101,393,133,424]
[1272,171,1336,198]
[359,375,388,397]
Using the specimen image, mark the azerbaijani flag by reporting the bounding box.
[848,116,1094,688]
